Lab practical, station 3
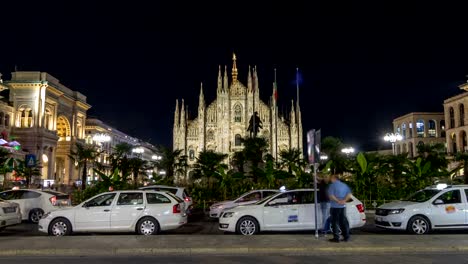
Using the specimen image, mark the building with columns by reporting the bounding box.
[4,71,91,184]
[173,54,303,167]
[444,82,468,154]
[392,112,446,157]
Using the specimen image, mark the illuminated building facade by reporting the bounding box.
[173,54,303,167]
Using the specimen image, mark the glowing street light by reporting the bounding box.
[320,155,328,160]
[132,147,144,155]
[152,155,162,160]
[384,133,403,155]
[92,133,111,143]
[341,147,355,155]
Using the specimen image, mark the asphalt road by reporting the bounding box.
[3,212,468,236]
[2,254,468,264]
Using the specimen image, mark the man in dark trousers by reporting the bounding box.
[318,177,330,234]
[327,174,351,242]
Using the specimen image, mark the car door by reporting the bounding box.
[431,189,465,227]
[145,192,173,226]
[263,192,301,230]
[74,193,116,231]
[297,191,316,230]
[110,192,145,230]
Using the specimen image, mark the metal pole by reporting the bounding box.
[314,162,319,239]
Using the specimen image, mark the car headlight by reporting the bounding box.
[223,212,235,218]
[42,212,51,219]
[388,209,405,214]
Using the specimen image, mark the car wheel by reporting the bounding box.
[236,217,259,236]
[29,209,44,223]
[137,217,159,235]
[48,218,72,236]
[408,216,430,235]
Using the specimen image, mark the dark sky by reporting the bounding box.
[1,1,468,151]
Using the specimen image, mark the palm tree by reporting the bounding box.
[321,136,348,174]
[279,148,304,175]
[14,159,41,188]
[69,143,99,190]
[155,145,183,179]
[128,157,147,187]
[109,142,133,177]
[192,150,228,190]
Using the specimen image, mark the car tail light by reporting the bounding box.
[356,204,365,213]
[184,197,191,202]
[173,204,181,214]
[49,196,57,206]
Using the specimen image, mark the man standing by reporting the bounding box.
[318,177,330,234]
[327,174,351,242]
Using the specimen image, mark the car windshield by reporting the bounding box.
[402,189,441,202]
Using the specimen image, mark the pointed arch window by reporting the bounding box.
[235,134,242,146]
[460,104,465,126]
[234,104,242,122]
[450,107,455,128]
[207,130,214,141]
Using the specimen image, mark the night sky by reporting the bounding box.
[1,2,468,151]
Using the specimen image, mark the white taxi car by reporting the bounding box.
[210,189,278,218]
[219,189,366,235]
[39,190,187,236]
[375,184,468,234]
[0,199,21,230]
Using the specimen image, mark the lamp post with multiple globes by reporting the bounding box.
[384,133,403,155]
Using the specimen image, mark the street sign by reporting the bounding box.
[25,154,37,168]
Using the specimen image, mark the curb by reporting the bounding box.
[1,246,467,256]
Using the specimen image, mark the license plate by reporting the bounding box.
[3,207,15,213]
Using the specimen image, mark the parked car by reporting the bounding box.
[0,189,71,223]
[375,184,468,234]
[38,190,187,236]
[140,185,193,213]
[0,198,21,230]
[219,189,366,235]
[210,189,278,218]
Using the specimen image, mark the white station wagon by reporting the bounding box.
[39,190,187,236]
[219,189,366,235]
[376,184,468,234]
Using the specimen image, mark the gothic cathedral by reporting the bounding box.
[173,54,303,166]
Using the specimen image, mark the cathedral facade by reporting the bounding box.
[173,54,303,166]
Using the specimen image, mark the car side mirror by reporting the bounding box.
[434,199,444,205]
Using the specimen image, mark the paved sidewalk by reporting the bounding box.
[1,234,468,256]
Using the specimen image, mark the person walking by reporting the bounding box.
[327,174,351,242]
[318,177,330,234]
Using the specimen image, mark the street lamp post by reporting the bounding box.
[384,133,403,155]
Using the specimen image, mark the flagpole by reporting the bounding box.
[274,68,278,162]
[296,67,299,107]
[252,67,255,138]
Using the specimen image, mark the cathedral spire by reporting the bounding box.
[247,65,252,92]
[290,100,296,124]
[217,65,222,93]
[254,66,259,93]
[180,99,186,128]
[174,99,179,129]
[199,82,205,110]
[232,53,238,83]
[223,65,228,92]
